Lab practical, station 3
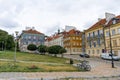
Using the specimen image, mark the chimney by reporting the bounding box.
[32,27,35,30]
[58,29,60,34]
[98,18,102,21]
[26,27,31,30]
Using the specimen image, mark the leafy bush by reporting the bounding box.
[38,45,47,54]
[48,45,66,57]
[27,44,37,51]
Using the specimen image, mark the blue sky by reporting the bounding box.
[0,0,120,36]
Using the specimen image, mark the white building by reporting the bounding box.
[65,25,76,32]
[45,31,65,47]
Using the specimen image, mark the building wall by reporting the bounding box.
[64,35,82,54]
[105,23,120,56]
[19,33,45,52]
[45,34,64,47]
[82,32,86,53]
[85,27,104,57]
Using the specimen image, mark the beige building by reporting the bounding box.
[85,19,106,57]
[104,15,120,57]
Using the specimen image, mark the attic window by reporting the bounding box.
[112,20,116,24]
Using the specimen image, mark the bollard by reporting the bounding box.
[70,58,73,64]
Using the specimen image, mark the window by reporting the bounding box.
[112,29,115,35]
[33,36,36,39]
[107,41,110,47]
[29,36,31,39]
[95,31,97,35]
[88,50,90,54]
[118,28,120,34]
[112,20,116,24]
[97,50,99,54]
[106,31,109,36]
[73,37,75,40]
[97,30,100,35]
[113,40,117,47]
[73,49,75,52]
[92,50,94,54]
[100,30,103,34]
[89,41,92,48]
[93,32,95,37]
[114,51,118,56]
[76,37,78,40]
[97,39,100,46]
[80,43,81,46]
[91,33,93,37]
[77,43,79,46]
[93,41,96,47]
[89,33,90,37]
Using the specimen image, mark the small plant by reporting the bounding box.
[28,65,38,69]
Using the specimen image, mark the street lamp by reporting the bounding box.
[14,31,19,63]
[108,22,114,68]
[108,18,119,68]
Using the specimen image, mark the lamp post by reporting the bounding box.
[70,36,72,55]
[103,24,106,52]
[108,23,114,68]
[14,31,19,64]
[108,18,119,68]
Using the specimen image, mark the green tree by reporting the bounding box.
[59,47,67,57]
[38,45,47,55]
[0,29,8,50]
[27,44,37,51]
[6,35,15,50]
[0,29,15,51]
[48,45,63,57]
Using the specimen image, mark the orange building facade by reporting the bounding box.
[63,29,82,54]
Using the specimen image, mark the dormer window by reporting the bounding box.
[112,20,116,24]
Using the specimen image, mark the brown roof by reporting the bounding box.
[45,37,53,41]
[87,19,106,31]
[23,29,43,35]
[63,29,82,38]
[87,15,120,30]
[68,29,81,35]
[45,33,64,42]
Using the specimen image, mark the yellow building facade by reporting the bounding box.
[104,17,120,57]
[85,19,106,57]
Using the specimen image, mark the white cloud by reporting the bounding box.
[0,0,120,35]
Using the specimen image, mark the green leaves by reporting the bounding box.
[38,45,47,54]
[27,44,37,51]
[0,29,14,50]
[48,45,66,56]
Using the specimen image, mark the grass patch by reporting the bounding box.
[0,51,81,72]
[0,61,78,72]
[0,51,71,64]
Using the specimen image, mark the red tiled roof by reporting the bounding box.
[87,15,120,30]
[45,37,53,41]
[45,33,64,42]
[63,29,82,38]
[23,29,43,35]
[68,29,81,34]
[87,19,106,31]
